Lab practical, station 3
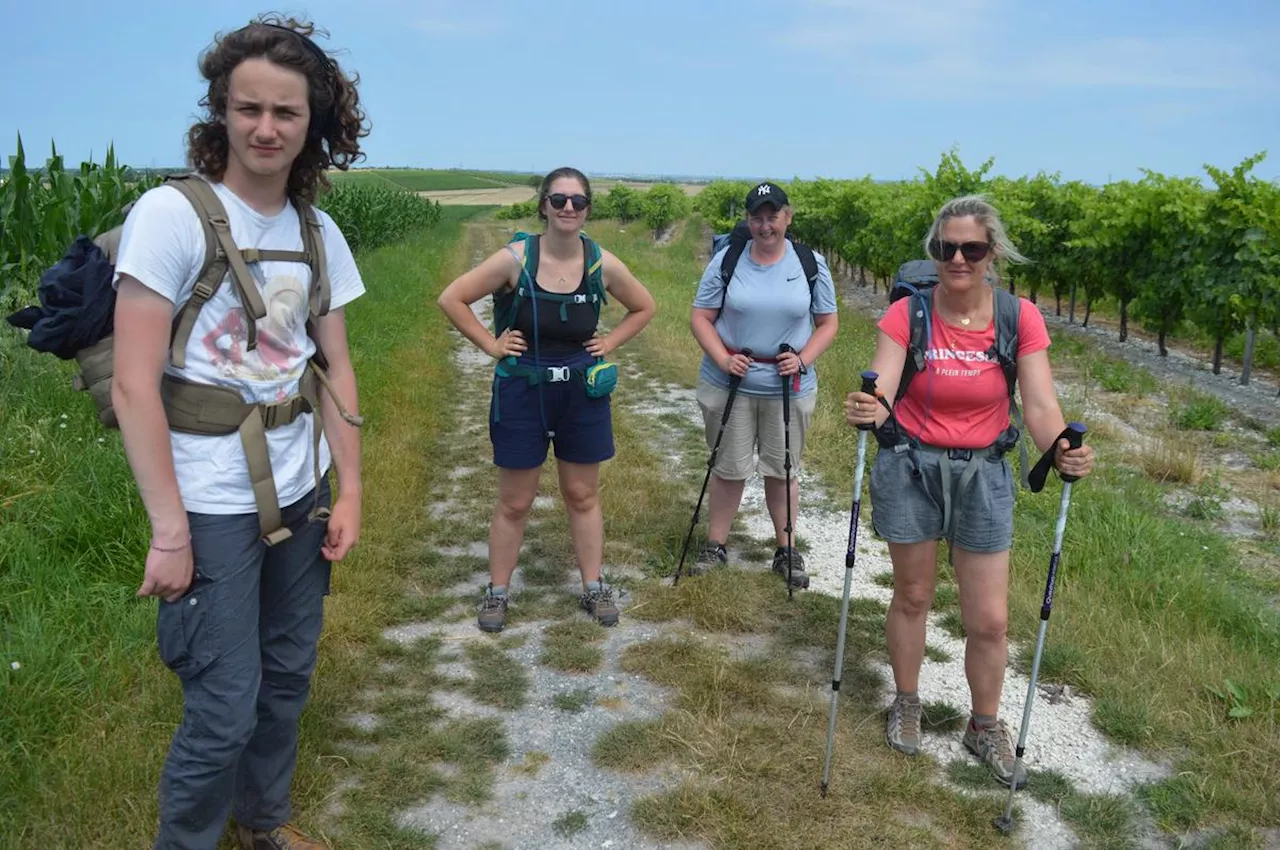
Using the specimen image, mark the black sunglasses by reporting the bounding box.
[548,193,590,211]
[929,239,991,263]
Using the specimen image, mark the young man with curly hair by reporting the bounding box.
[111,16,369,850]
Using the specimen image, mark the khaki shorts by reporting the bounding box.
[695,378,817,480]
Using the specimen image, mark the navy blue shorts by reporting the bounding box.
[489,351,615,469]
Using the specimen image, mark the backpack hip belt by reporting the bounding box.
[160,361,355,544]
[889,437,1010,545]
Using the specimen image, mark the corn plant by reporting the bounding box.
[1,134,161,311]
[314,180,441,256]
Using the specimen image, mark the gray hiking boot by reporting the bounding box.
[885,694,923,756]
[963,718,1028,789]
[686,540,727,577]
[580,583,620,627]
[771,546,809,589]
[476,585,508,633]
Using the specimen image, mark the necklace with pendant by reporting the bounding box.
[960,316,972,326]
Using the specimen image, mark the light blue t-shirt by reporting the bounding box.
[693,240,838,397]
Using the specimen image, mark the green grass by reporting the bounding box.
[0,207,482,846]
[576,214,1280,842]
[333,168,533,192]
[551,809,589,838]
[8,209,1280,848]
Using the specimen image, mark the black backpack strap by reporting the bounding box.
[791,240,820,314]
[896,286,934,402]
[991,287,1020,395]
[990,287,1030,488]
[716,223,751,320]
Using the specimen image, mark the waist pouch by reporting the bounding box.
[584,358,618,398]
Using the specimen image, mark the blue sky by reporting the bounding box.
[2,0,1277,185]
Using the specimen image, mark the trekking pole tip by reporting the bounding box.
[993,814,1015,834]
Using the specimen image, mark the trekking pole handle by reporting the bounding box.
[1058,422,1087,484]
[857,371,878,432]
[727,347,753,387]
[1029,422,1088,492]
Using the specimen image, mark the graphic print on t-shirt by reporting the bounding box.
[200,271,308,386]
[925,338,996,379]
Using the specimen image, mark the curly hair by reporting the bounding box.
[536,167,592,222]
[186,14,370,203]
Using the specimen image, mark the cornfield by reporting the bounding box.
[0,134,161,311]
[1,134,442,313]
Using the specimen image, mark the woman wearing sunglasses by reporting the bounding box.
[437,167,655,634]
[843,195,1093,787]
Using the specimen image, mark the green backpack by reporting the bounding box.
[492,231,617,402]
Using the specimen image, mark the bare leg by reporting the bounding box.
[763,475,799,547]
[953,547,1011,717]
[885,540,940,695]
[706,474,746,546]
[557,460,603,586]
[488,467,542,587]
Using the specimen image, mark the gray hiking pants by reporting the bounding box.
[153,480,332,850]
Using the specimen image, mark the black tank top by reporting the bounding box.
[496,238,600,357]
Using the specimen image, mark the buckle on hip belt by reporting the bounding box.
[546,366,571,383]
[947,448,973,461]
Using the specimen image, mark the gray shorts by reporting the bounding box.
[869,444,1015,553]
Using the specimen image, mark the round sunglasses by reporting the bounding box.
[928,239,991,263]
[547,192,590,211]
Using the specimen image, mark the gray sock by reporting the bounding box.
[896,690,920,704]
[971,713,997,730]
[490,584,507,598]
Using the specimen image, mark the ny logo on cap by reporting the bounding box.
[757,185,771,195]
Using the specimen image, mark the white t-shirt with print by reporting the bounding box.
[113,178,365,515]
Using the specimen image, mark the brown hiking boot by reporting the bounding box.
[580,583,619,627]
[236,822,328,849]
[963,717,1029,789]
[477,585,508,633]
[885,693,923,756]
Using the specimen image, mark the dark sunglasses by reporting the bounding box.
[928,239,991,263]
[548,193,590,211]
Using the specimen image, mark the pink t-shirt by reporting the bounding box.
[878,295,1050,448]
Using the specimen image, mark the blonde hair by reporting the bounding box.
[924,195,1029,282]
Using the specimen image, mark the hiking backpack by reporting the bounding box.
[494,230,608,336]
[710,220,821,319]
[10,171,360,544]
[888,259,1020,405]
[887,258,1032,486]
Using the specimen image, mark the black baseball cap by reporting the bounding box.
[745,181,789,213]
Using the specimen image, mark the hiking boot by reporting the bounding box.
[580,583,620,627]
[771,546,809,588]
[236,822,328,850]
[963,718,1028,789]
[885,694,923,756]
[686,540,727,577]
[477,585,508,633]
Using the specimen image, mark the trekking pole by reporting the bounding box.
[994,422,1087,835]
[673,348,752,586]
[779,343,796,600]
[820,370,879,797]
